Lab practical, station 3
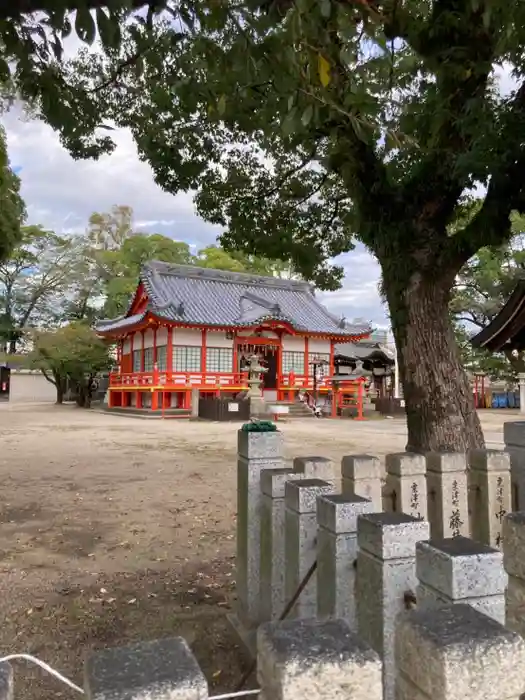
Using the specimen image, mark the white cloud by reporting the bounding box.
[3,108,386,324]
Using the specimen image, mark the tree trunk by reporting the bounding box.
[55,384,64,404]
[383,267,485,452]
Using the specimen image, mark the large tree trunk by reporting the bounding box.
[383,266,485,453]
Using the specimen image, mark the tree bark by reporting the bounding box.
[55,385,64,404]
[383,266,485,453]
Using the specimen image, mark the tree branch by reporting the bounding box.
[448,83,525,266]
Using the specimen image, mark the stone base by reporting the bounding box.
[227,612,257,660]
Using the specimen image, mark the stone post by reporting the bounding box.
[356,512,430,700]
[502,512,525,638]
[316,493,374,626]
[426,452,469,538]
[84,637,208,699]
[384,452,427,519]
[395,603,525,700]
[260,467,305,623]
[191,388,199,418]
[519,373,525,415]
[257,619,382,700]
[293,455,335,481]
[0,664,13,700]
[416,536,507,624]
[235,429,283,632]
[468,449,511,547]
[341,454,383,510]
[503,421,525,510]
[284,479,334,619]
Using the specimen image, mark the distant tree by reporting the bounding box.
[196,245,297,278]
[451,211,525,380]
[30,322,111,406]
[0,225,77,352]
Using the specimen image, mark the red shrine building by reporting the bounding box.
[96,261,371,412]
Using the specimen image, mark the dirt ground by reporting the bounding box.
[0,403,516,698]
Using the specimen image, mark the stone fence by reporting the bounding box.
[5,424,525,699]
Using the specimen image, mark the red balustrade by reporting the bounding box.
[109,371,249,390]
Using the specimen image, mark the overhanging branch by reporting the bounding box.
[449,82,525,266]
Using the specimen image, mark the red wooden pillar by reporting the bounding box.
[304,336,309,379]
[151,327,159,410]
[167,327,173,372]
[153,327,158,366]
[201,329,207,375]
[232,333,238,377]
[130,333,134,370]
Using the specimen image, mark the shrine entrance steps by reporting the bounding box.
[273,400,316,418]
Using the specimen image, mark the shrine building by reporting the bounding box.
[96,261,371,412]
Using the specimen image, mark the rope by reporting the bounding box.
[0,654,84,694]
[234,559,318,692]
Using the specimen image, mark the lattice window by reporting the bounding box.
[156,345,167,371]
[281,351,305,375]
[308,353,330,377]
[144,347,154,372]
[173,345,202,372]
[206,347,233,373]
[132,349,142,372]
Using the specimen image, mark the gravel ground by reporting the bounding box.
[0,402,514,698]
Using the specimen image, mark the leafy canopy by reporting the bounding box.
[29,321,111,389]
[0,224,79,351]
[0,124,25,262]
[3,0,525,290]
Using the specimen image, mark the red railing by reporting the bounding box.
[109,370,249,390]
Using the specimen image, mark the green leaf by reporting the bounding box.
[318,54,331,87]
[217,94,227,115]
[75,6,96,45]
[282,108,297,135]
[301,104,313,126]
[320,0,331,18]
[96,8,121,51]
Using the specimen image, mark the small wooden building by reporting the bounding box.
[471,281,525,353]
[96,262,371,412]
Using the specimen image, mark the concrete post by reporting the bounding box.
[502,511,525,638]
[468,449,511,547]
[384,452,427,519]
[356,512,430,700]
[503,422,525,510]
[84,637,208,699]
[257,619,382,700]
[284,479,334,619]
[396,603,525,700]
[341,454,383,510]
[235,429,283,631]
[260,467,305,623]
[416,536,507,623]
[191,388,199,418]
[426,452,469,538]
[293,456,335,482]
[0,664,13,700]
[316,493,374,626]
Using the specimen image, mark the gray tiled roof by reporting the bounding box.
[335,341,395,362]
[96,261,371,337]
